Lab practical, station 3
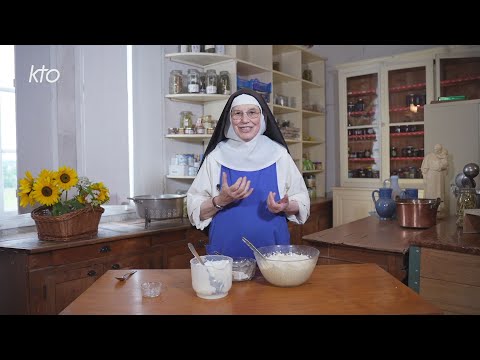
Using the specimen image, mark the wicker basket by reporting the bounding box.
[31,205,105,241]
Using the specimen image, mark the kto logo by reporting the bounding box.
[29,65,60,83]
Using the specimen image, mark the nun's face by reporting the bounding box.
[230,104,262,142]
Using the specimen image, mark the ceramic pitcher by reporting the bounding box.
[372,188,396,220]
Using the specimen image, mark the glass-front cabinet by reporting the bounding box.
[384,60,434,184]
[339,65,382,188]
[339,59,434,188]
[436,51,480,101]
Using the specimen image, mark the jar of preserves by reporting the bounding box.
[390,146,397,157]
[206,69,218,94]
[187,69,200,93]
[219,71,231,95]
[169,70,183,94]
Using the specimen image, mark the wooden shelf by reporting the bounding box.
[347,89,377,96]
[236,59,270,76]
[389,82,426,93]
[273,104,299,114]
[302,79,323,89]
[273,70,300,83]
[390,157,424,161]
[165,134,212,140]
[348,110,376,116]
[440,75,480,87]
[348,158,376,162]
[389,106,424,112]
[303,140,324,146]
[165,94,230,103]
[302,170,324,174]
[390,131,425,137]
[165,52,234,67]
[348,134,376,140]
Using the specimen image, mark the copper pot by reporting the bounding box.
[395,198,441,228]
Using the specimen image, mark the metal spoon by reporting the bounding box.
[187,243,222,292]
[188,243,205,265]
[241,236,266,261]
[115,270,137,281]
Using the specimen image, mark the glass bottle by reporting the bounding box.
[187,69,200,93]
[169,70,183,94]
[219,71,231,95]
[180,111,193,129]
[206,69,217,94]
[456,188,477,228]
[199,72,206,94]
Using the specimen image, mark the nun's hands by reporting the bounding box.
[267,191,289,214]
[215,172,254,207]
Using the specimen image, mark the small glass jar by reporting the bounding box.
[456,188,477,227]
[206,69,217,94]
[199,72,206,94]
[187,69,200,93]
[169,70,183,94]
[219,71,231,95]
[180,111,193,129]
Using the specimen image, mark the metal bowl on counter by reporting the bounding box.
[395,198,441,228]
[127,194,186,229]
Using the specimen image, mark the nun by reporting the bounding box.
[187,88,310,258]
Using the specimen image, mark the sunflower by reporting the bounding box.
[55,166,78,191]
[19,192,36,207]
[32,176,59,206]
[91,182,110,202]
[18,171,34,195]
[38,169,56,180]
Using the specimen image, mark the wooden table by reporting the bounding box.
[60,264,441,315]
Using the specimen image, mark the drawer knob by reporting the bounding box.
[87,270,97,277]
[100,245,112,253]
[111,263,120,269]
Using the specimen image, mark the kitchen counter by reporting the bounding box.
[60,264,441,315]
[409,216,480,256]
[302,216,425,282]
[0,218,193,253]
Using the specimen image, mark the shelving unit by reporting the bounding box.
[164,45,326,198]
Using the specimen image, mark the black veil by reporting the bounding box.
[199,88,289,169]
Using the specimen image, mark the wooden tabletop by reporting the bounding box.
[303,216,425,254]
[60,264,441,315]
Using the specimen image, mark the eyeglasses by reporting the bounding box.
[231,109,261,121]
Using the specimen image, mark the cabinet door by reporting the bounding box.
[435,50,480,101]
[383,59,434,186]
[339,65,383,188]
[53,262,104,314]
[163,230,208,269]
[333,188,375,226]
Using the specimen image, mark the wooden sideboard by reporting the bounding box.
[0,198,332,314]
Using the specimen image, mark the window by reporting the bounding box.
[0,45,17,215]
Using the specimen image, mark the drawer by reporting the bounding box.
[105,253,151,271]
[52,237,150,265]
[151,230,185,247]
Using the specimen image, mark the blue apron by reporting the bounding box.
[206,163,290,258]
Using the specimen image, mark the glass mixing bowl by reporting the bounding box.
[254,245,319,287]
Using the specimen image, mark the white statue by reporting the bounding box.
[421,144,449,218]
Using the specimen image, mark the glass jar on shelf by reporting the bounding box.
[180,111,193,129]
[169,70,183,94]
[218,71,231,95]
[187,69,200,93]
[206,69,218,94]
[204,45,216,53]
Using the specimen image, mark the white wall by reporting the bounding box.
[15,45,57,213]
[310,45,442,196]
[76,45,130,205]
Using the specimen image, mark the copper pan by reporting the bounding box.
[395,198,441,228]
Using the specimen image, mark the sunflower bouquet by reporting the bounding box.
[18,166,110,216]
